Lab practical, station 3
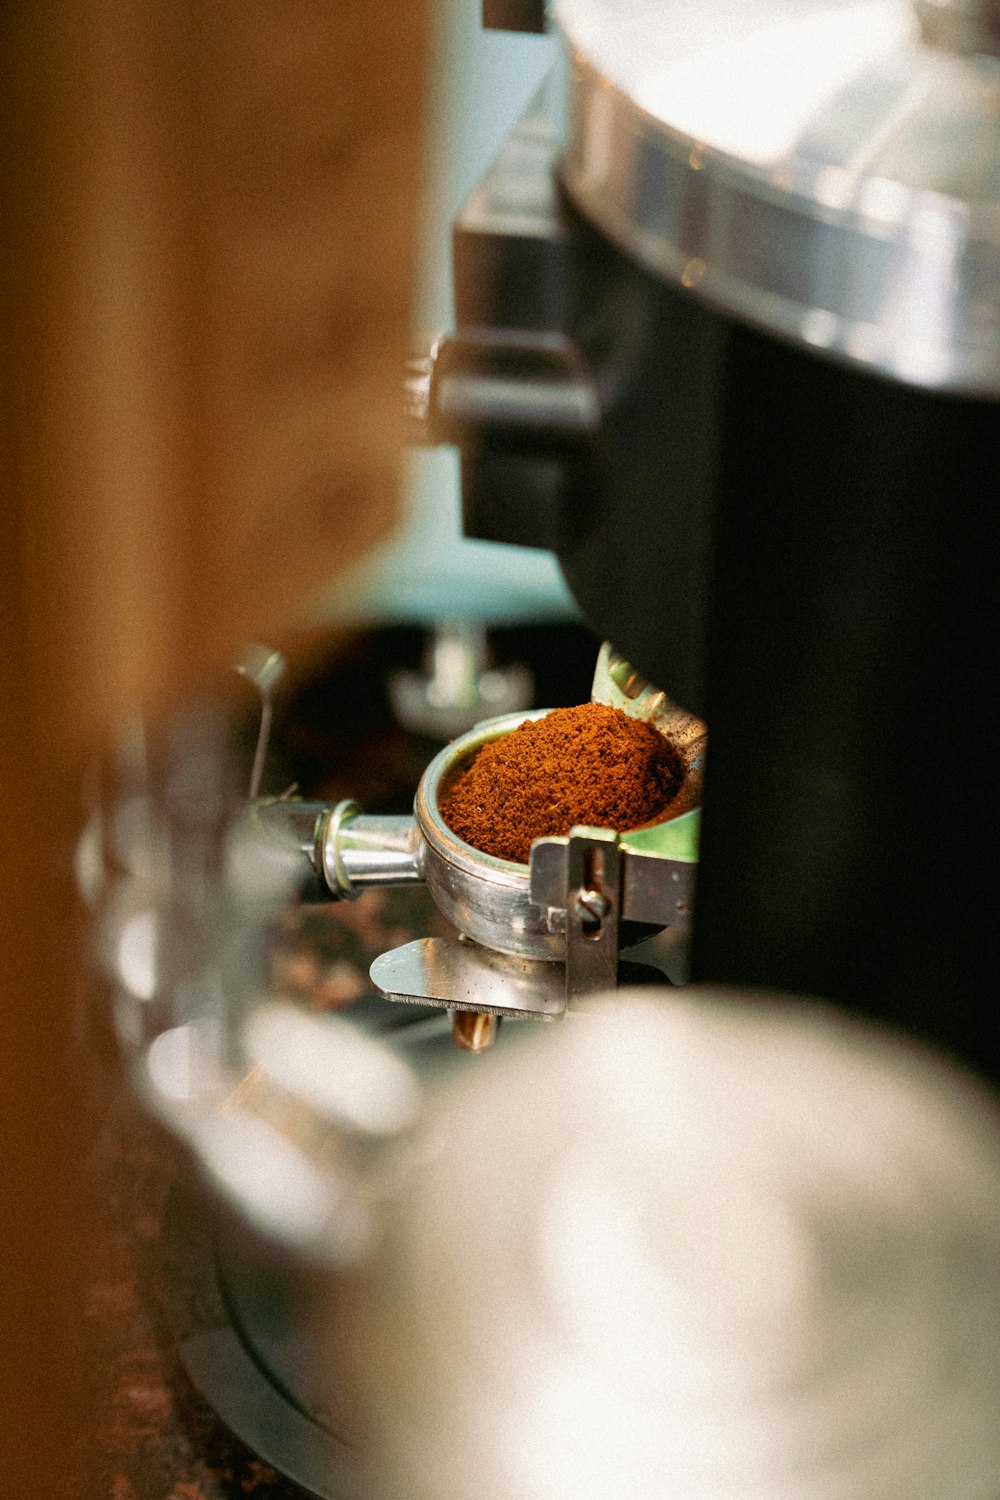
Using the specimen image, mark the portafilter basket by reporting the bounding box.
[414,702,701,961]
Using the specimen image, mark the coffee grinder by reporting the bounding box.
[258,0,1000,1078]
[411,0,1000,1081]
[98,1,1000,1492]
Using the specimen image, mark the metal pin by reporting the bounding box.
[237,645,286,801]
[451,1010,499,1053]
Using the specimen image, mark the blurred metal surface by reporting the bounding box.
[389,620,533,740]
[916,0,1000,53]
[160,1006,492,1499]
[556,0,1000,392]
[350,992,1000,1500]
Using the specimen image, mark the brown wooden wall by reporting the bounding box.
[1,2,427,1486]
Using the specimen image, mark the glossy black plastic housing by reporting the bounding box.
[482,0,547,32]
[449,97,1000,1082]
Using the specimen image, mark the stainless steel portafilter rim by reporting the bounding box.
[414,709,567,961]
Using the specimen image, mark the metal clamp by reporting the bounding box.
[564,827,621,1000]
[368,823,694,1020]
[529,831,694,931]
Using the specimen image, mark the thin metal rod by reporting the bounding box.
[248,694,272,801]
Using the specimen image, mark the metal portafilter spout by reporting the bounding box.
[244,643,705,1047]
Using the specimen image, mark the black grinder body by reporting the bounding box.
[447,111,1000,1081]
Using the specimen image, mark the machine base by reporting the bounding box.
[164,1180,351,1500]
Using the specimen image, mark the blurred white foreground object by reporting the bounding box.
[351,990,1000,1500]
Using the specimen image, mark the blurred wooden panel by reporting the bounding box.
[1,0,427,1488]
[5,0,428,758]
[192,0,430,710]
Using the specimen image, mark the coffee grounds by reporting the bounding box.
[439,702,684,864]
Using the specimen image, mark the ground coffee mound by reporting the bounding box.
[439,702,684,864]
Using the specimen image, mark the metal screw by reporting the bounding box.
[451,1010,499,1053]
[574,888,611,927]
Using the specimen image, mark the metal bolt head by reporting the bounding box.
[574,888,611,924]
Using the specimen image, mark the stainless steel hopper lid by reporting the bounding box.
[554,0,1000,393]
